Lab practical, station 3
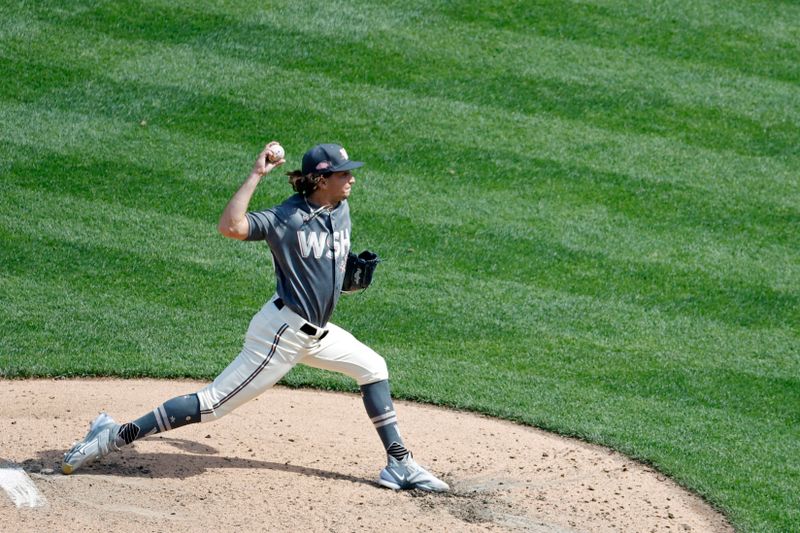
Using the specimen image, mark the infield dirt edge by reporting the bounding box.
[2,378,733,533]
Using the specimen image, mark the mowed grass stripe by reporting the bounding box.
[0,188,273,315]
[7,148,796,311]
[5,140,796,333]
[367,271,798,383]
[3,109,797,333]
[367,216,797,329]
[387,336,797,453]
[363,160,797,286]
[0,184,255,267]
[0,273,245,377]
[3,36,796,328]
[2,50,798,213]
[435,0,800,82]
[31,0,800,118]
[6,123,796,283]
[8,3,797,130]
[3,10,796,185]
[5,179,796,386]
[396,269,797,360]
[48,21,800,159]
[4,6,800,160]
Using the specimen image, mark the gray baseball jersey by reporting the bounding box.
[245,193,351,327]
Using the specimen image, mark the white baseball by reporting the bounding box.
[268,143,285,163]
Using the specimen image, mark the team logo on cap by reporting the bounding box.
[339,148,349,160]
[316,161,331,170]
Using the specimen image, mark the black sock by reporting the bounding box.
[117,422,140,445]
[387,441,410,461]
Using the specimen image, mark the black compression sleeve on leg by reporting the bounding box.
[361,380,410,460]
[161,393,201,429]
[117,393,201,446]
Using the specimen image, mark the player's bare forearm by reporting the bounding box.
[218,142,285,240]
[218,172,262,240]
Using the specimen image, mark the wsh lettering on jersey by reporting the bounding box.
[297,229,350,260]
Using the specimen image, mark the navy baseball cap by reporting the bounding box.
[302,143,364,176]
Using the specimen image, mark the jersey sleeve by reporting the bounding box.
[245,210,277,241]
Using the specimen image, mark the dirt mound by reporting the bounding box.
[1,379,731,532]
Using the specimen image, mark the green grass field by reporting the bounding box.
[1,1,798,530]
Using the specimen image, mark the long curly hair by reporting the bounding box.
[286,170,327,196]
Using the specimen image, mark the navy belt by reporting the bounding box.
[274,298,328,339]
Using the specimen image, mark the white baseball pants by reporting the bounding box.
[197,296,388,422]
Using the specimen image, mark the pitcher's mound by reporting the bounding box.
[2,379,731,532]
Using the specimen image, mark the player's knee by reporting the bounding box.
[375,356,389,380]
[197,404,229,424]
[359,356,389,385]
[200,410,225,423]
[196,387,233,423]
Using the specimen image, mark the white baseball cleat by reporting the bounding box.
[62,412,120,475]
[378,454,450,493]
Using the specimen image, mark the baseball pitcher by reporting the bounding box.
[61,141,449,492]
